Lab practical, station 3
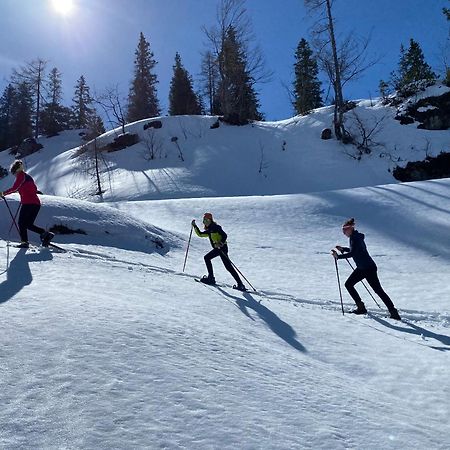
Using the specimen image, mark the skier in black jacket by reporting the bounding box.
[191,212,246,290]
[331,218,401,320]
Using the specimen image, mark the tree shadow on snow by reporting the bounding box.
[316,186,450,261]
[215,287,307,353]
[371,316,450,351]
[0,248,53,305]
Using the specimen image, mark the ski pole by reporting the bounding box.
[334,257,345,315]
[8,203,21,234]
[2,197,20,236]
[219,248,257,292]
[182,225,193,272]
[340,255,382,309]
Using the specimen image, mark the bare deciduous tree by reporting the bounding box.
[345,111,386,158]
[305,0,380,141]
[199,50,219,114]
[143,129,164,161]
[94,85,127,135]
[171,136,184,161]
[258,141,268,176]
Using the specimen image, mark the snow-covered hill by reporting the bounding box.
[1,86,449,202]
[0,179,449,449]
[0,195,179,254]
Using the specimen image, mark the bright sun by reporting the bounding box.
[51,0,75,16]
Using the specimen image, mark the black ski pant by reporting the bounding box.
[345,267,396,311]
[204,245,242,285]
[18,204,45,242]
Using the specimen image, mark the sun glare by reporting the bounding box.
[51,0,75,16]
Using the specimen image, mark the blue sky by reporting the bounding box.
[0,0,448,121]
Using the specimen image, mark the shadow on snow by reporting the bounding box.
[0,248,53,305]
[214,286,307,353]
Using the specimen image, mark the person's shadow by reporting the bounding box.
[371,315,450,351]
[216,287,307,353]
[0,248,53,304]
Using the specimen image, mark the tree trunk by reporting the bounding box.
[94,138,102,196]
[325,0,344,140]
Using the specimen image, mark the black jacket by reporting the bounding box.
[338,230,377,270]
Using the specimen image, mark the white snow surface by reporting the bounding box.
[0,103,449,449]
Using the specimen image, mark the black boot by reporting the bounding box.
[389,308,401,321]
[40,231,55,247]
[350,302,367,315]
[200,275,216,285]
[233,283,247,291]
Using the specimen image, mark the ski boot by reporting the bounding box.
[349,302,367,315]
[16,241,29,248]
[40,231,55,247]
[200,275,216,286]
[389,308,401,321]
[233,283,247,292]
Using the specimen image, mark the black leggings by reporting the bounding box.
[18,204,45,242]
[345,267,395,311]
[204,245,242,285]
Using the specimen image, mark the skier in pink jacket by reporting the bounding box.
[1,160,54,248]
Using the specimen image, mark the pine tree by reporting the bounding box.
[40,67,72,136]
[378,79,391,102]
[168,53,202,116]
[215,26,262,124]
[10,82,33,145]
[293,38,323,115]
[72,75,95,129]
[391,39,436,93]
[127,32,160,122]
[11,59,47,139]
[444,3,450,86]
[0,84,16,150]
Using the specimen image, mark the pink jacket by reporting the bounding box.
[3,171,41,205]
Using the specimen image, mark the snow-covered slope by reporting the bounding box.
[0,179,449,449]
[1,90,449,202]
[0,195,179,254]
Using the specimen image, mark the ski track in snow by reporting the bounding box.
[5,242,448,349]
